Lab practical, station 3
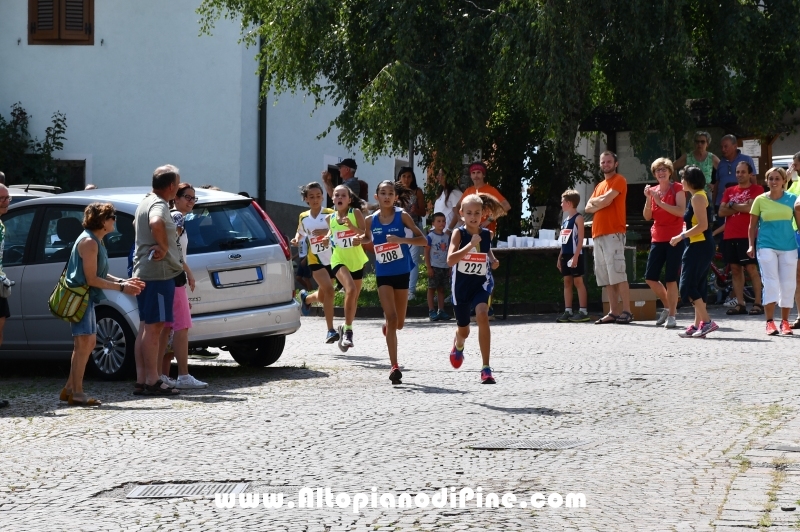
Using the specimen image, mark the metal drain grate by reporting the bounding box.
[471,439,589,450]
[105,411,190,423]
[127,482,248,499]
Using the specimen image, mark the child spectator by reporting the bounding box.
[294,238,313,292]
[425,212,452,321]
[556,190,589,322]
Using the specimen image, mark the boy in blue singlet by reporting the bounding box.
[556,189,589,322]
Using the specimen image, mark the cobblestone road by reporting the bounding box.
[2,308,800,531]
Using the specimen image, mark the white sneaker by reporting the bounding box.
[655,309,670,327]
[175,374,208,389]
[160,374,177,387]
[664,316,677,329]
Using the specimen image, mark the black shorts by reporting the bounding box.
[645,241,683,283]
[559,254,585,277]
[722,238,757,266]
[296,260,312,279]
[0,297,10,319]
[331,265,364,280]
[376,272,410,290]
[309,263,335,278]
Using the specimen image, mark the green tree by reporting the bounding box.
[0,102,68,187]
[199,0,800,233]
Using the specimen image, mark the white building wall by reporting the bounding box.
[0,1,258,191]
[264,90,420,207]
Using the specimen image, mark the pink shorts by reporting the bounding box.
[166,285,192,331]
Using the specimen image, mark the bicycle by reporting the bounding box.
[708,252,755,306]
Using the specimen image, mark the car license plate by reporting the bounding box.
[214,267,263,287]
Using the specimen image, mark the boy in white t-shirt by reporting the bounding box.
[425,212,452,321]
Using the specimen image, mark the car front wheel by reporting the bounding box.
[87,307,135,380]
[228,335,286,367]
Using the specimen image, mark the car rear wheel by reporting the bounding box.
[228,335,286,367]
[87,307,135,380]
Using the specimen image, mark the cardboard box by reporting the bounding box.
[601,284,657,321]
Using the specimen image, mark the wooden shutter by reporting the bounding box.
[29,0,60,42]
[59,0,92,42]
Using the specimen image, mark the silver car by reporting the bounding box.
[0,187,301,379]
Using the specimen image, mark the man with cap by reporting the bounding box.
[446,161,511,235]
[322,158,361,199]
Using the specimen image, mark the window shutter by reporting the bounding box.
[29,0,60,41]
[59,0,92,42]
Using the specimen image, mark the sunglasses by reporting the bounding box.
[179,195,197,202]
[107,214,117,221]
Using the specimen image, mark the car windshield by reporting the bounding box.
[183,201,277,254]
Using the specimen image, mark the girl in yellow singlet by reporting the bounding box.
[327,184,368,351]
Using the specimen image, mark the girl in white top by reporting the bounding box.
[290,182,338,344]
[160,183,207,389]
[432,169,463,230]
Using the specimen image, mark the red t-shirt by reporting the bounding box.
[649,182,684,242]
[721,184,764,240]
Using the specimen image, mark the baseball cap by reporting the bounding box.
[336,158,357,171]
[469,161,487,174]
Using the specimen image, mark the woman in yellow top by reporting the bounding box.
[327,184,368,352]
[670,166,718,338]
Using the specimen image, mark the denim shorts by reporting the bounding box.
[70,301,97,337]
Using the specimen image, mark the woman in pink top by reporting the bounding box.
[643,158,687,329]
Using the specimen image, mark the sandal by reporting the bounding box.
[727,304,748,315]
[132,382,145,396]
[615,311,634,324]
[749,304,764,315]
[144,379,180,396]
[595,313,619,324]
[59,388,71,402]
[67,394,102,407]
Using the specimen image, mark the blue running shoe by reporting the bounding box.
[449,341,464,369]
[481,366,496,384]
[299,290,311,316]
[429,310,439,321]
[437,309,451,321]
[325,329,339,344]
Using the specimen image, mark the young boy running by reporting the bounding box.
[425,212,452,321]
[556,190,589,322]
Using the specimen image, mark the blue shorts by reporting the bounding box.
[70,301,96,337]
[136,279,175,324]
[454,289,491,327]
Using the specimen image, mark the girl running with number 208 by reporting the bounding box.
[363,181,428,384]
[447,193,505,384]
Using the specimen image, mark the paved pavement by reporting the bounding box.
[2,307,800,530]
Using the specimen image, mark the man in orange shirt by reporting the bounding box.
[446,162,511,235]
[585,151,633,324]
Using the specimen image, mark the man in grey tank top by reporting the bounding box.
[133,165,184,395]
